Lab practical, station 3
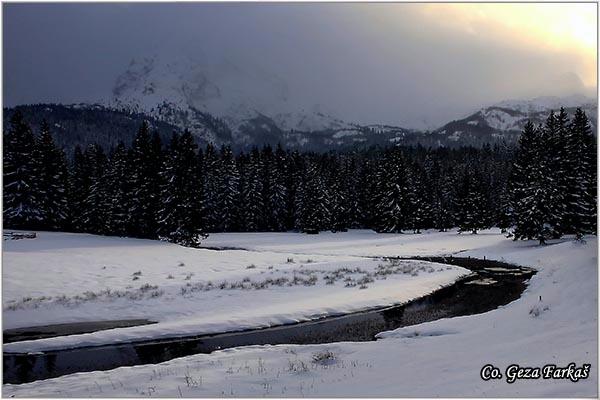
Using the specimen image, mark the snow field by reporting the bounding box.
[2,229,597,397]
[3,231,468,353]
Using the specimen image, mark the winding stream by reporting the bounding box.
[3,257,535,384]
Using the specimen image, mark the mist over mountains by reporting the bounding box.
[4,55,597,152]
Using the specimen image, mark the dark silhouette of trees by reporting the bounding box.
[3,108,596,246]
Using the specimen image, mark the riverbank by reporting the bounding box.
[3,258,534,384]
[3,231,469,353]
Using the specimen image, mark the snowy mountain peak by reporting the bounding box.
[112,55,283,119]
[95,58,600,149]
[433,94,597,144]
[108,54,354,140]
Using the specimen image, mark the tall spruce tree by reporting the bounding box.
[568,108,597,237]
[3,111,43,228]
[201,143,221,232]
[216,145,240,231]
[343,156,362,228]
[511,118,560,244]
[357,158,378,228]
[408,163,431,234]
[428,160,454,232]
[373,150,411,233]
[295,160,328,233]
[33,121,69,230]
[105,142,131,236]
[264,145,288,231]
[550,108,571,236]
[157,131,206,246]
[128,122,162,238]
[240,149,265,231]
[454,166,487,234]
[80,144,109,234]
[69,146,90,231]
[496,188,513,234]
[328,160,350,232]
[287,150,306,231]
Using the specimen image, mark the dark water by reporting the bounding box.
[3,257,535,384]
[3,320,156,344]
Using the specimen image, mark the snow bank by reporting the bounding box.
[202,228,506,257]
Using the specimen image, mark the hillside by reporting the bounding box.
[433,96,597,144]
[2,104,181,153]
[3,94,596,153]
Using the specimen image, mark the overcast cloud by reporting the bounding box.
[3,3,596,128]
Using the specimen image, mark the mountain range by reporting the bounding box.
[4,55,597,152]
[433,95,597,146]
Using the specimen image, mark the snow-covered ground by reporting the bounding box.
[3,229,597,397]
[3,230,468,353]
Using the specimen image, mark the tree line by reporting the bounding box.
[510,108,596,243]
[3,108,596,246]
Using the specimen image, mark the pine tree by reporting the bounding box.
[128,122,162,238]
[287,150,306,230]
[496,188,513,234]
[105,142,131,236]
[343,156,362,228]
[295,161,328,233]
[69,146,91,232]
[477,153,497,229]
[549,108,571,236]
[567,108,597,237]
[328,160,350,232]
[428,159,454,232]
[216,145,240,231]
[80,144,109,234]
[511,118,561,244]
[489,145,513,233]
[357,158,377,228]
[373,150,411,233]
[157,131,206,246]
[33,121,69,230]
[3,111,43,228]
[335,155,360,231]
[435,174,455,232]
[408,163,432,233]
[158,133,181,240]
[240,149,265,231]
[201,143,220,232]
[264,145,288,231]
[454,166,488,234]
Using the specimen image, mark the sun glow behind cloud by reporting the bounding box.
[4,3,598,128]
[419,3,597,86]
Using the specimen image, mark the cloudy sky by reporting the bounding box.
[3,3,597,128]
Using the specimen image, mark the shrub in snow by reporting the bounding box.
[287,359,309,373]
[312,350,337,365]
[139,283,158,292]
